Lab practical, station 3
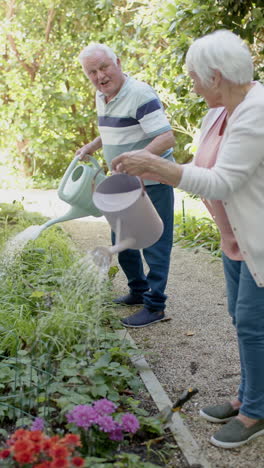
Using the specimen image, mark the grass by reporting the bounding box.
[174,191,221,258]
[0,203,114,357]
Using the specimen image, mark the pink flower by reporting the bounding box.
[66,405,98,429]
[120,413,140,434]
[93,398,117,416]
[96,415,116,433]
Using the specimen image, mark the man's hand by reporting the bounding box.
[75,137,102,161]
[75,143,94,161]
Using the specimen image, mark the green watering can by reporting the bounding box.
[28,155,106,240]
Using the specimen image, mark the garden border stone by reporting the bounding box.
[118,329,212,468]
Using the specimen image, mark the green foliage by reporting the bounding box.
[0,202,105,355]
[0,0,121,180]
[174,210,221,257]
[123,0,264,160]
[215,0,264,44]
[0,201,46,241]
[0,339,142,424]
[83,453,160,467]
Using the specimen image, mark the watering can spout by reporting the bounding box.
[43,206,93,228]
[92,237,136,269]
[32,206,93,240]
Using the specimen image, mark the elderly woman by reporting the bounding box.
[111,30,264,449]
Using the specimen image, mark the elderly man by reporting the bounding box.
[76,43,175,328]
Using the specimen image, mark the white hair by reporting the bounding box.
[78,43,118,66]
[185,30,253,86]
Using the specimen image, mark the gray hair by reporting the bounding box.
[185,30,253,86]
[78,43,118,66]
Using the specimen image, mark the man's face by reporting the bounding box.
[82,51,125,101]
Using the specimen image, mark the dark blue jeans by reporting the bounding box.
[111,184,174,312]
[222,252,264,419]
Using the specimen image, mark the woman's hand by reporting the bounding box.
[112,149,183,186]
[112,150,163,180]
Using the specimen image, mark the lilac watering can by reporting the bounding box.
[91,173,164,264]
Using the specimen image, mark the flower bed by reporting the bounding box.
[0,203,175,467]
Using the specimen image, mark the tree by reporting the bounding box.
[121,0,264,161]
[0,0,126,179]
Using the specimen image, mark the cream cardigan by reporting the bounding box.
[178,82,264,286]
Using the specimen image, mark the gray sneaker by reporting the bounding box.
[200,402,239,423]
[211,417,264,448]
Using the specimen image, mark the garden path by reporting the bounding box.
[1,188,263,468]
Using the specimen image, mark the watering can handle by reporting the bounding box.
[91,172,146,196]
[91,166,105,193]
[58,154,102,195]
[139,177,146,195]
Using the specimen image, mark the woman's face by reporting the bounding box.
[189,71,223,108]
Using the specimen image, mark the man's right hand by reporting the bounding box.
[75,143,94,161]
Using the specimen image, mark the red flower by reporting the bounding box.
[49,444,69,459]
[10,428,28,441]
[49,436,60,444]
[71,456,85,467]
[30,430,45,442]
[50,458,69,468]
[13,438,34,453]
[0,449,11,459]
[14,450,35,464]
[42,439,53,452]
[2,429,83,467]
[62,434,81,447]
[31,442,43,454]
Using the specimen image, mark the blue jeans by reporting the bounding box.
[111,184,174,312]
[222,252,264,419]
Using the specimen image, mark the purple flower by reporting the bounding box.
[96,415,116,433]
[120,413,140,434]
[66,405,98,429]
[30,417,45,431]
[109,422,124,441]
[93,398,117,416]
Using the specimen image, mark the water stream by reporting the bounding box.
[0,225,44,272]
[0,225,114,353]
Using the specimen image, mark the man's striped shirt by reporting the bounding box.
[96,76,174,185]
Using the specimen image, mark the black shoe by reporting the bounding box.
[121,308,166,328]
[113,293,144,306]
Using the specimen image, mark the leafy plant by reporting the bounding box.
[174,211,221,257]
[0,204,142,426]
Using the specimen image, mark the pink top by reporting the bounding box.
[195,109,243,260]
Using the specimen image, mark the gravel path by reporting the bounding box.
[2,188,263,468]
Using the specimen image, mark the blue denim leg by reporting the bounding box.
[222,252,264,419]
[112,184,174,311]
